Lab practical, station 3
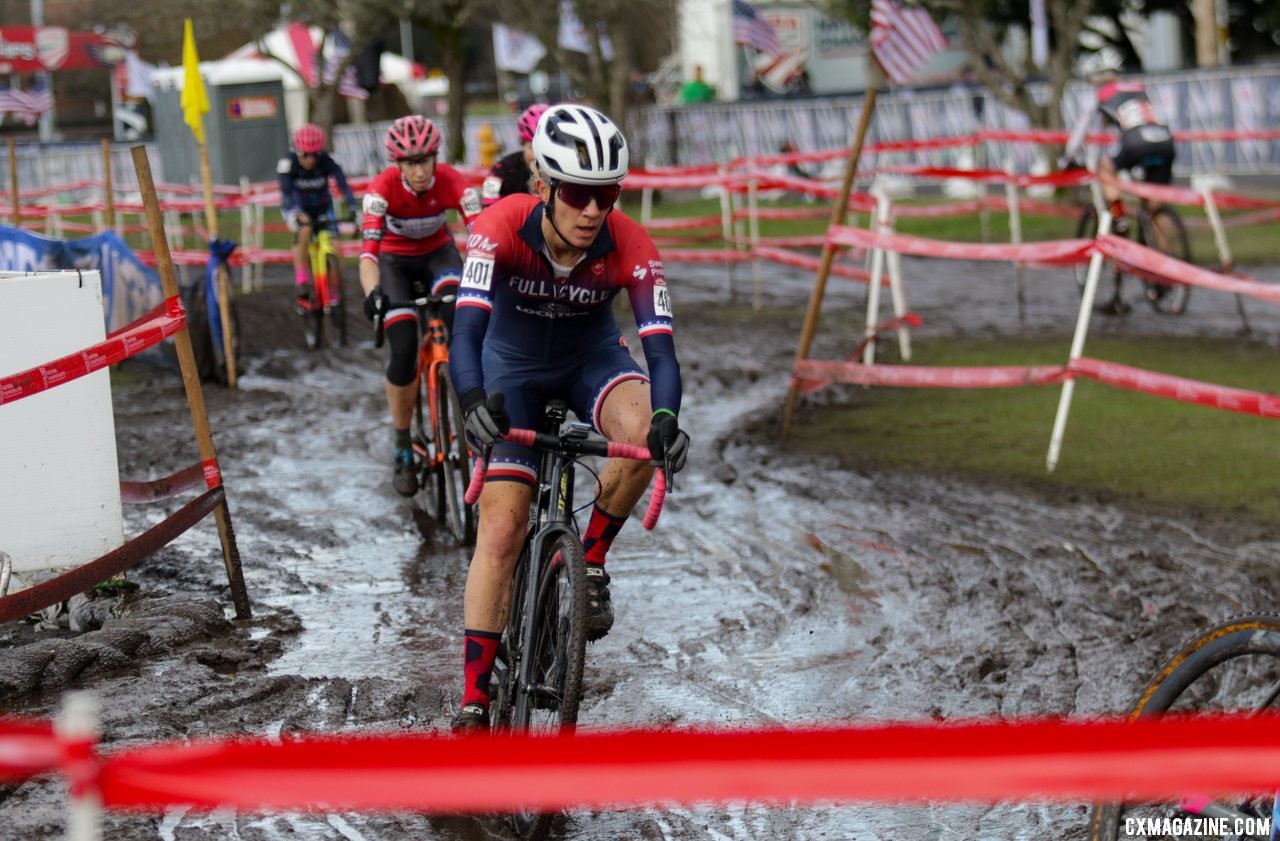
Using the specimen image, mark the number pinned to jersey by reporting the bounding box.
[482,177,502,199]
[461,188,483,218]
[462,256,494,292]
[653,285,672,318]
[363,194,388,216]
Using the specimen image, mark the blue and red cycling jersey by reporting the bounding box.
[449,193,681,418]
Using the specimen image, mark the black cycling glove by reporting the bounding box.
[363,286,384,322]
[647,411,689,473]
[462,391,510,449]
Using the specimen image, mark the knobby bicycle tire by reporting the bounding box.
[1087,612,1280,841]
[1138,206,1192,315]
[411,363,446,532]
[499,533,588,841]
[436,366,475,545]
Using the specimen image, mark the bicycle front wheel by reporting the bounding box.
[410,366,445,534]
[1075,206,1125,305]
[508,533,587,840]
[436,365,476,546]
[1087,613,1280,841]
[1139,206,1191,315]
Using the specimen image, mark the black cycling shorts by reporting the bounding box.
[1113,125,1176,184]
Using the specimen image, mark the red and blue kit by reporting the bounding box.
[449,194,682,484]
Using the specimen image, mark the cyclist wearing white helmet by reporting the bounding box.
[481,102,549,207]
[1064,54,1176,222]
[447,103,689,732]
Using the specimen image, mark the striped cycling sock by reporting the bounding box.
[462,629,501,707]
[582,504,627,565]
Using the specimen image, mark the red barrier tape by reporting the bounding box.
[1094,234,1280,305]
[0,297,185,406]
[119,463,208,503]
[794,360,1067,394]
[1071,357,1280,418]
[0,718,59,783]
[753,246,873,283]
[89,714,1280,811]
[825,225,1093,268]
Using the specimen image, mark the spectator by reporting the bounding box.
[679,64,716,104]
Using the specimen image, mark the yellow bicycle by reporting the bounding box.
[299,217,347,349]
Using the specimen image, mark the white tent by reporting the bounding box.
[152,25,445,131]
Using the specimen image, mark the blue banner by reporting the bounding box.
[0,226,164,334]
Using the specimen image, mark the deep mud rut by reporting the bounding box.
[3,254,1280,840]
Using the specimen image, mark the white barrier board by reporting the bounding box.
[0,271,124,573]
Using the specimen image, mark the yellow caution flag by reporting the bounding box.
[181,18,209,145]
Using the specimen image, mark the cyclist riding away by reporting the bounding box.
[447,103,690,732]
[1063,54,1177,236]
[481,103,548,207]
[358,115,483,497]
[278,123,358,312]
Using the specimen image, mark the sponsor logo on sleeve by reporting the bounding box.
[482,177,502,199]
[461,255,495,291]
[632,265,648,281]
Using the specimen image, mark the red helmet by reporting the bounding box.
[385,115,442,160]
[293,123,325,154]
[517,103,549,143]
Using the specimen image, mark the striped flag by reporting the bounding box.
[732,0,783,58]
[325,28,369,100]
[870,0,946,85]
[0,84,53,125]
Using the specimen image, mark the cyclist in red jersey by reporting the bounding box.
[358,115,483,496]
[447,104,689,732]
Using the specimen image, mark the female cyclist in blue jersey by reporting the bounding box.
[447,104,690,731]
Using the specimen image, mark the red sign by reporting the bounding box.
[227,96,278,120]
[0,27,128,73]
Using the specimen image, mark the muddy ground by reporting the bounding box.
[3,253,1280,840]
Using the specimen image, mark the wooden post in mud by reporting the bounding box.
[130,145,251,619]
[779,62,883,437]
[8,139,18,227]
[101,138,116,232]
[196,141,238,389]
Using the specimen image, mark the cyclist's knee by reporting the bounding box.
[385,320,417,386]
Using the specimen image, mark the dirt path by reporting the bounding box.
[3,256,1279,839]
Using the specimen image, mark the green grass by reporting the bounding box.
[786,335,1280,522]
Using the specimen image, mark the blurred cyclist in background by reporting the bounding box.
[358,115,483,496]
[277,123,358,312]
[1063,54,1177,234]
[480,103,548,207]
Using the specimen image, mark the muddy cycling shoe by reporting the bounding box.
[450,702,490,733]
[583,564,614,642]
[294,291,313,315]
[392,447,417,496]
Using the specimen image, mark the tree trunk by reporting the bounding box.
[441,37,467,163]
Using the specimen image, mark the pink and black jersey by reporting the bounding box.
[449,194,681,416]
[360,164,482,262]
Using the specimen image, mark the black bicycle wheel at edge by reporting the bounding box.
[437,365,476,545]
[1087,613,1280,841]
[1139,206,1192,315]
[508,534,588,841]
[326,253,347,347]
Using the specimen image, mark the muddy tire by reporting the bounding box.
[437,366,475,546]
[326,254,347,347]
[411,366,445,530]
[1138,206,1191,316]
[1087,613,1280,840]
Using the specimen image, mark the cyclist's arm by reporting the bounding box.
[1063,102,1096,165]
[328,158,358,215]
[358,185,388,295]
[449,210,508,400]
[276,157,299,218]
[622,241,682,417]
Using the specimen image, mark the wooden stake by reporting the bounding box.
[130,145,251,619]
[8,139,18,227]
[101,138,115,232]
[197,140,237,388]
[779,79,881,437]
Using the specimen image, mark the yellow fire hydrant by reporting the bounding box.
[477,124,501,167]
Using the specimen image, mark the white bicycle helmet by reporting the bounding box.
[531,104,628,186]
[1081,50,1123,83]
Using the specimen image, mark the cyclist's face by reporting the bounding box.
[539,179,615,250]
[397,155,436,191]
[298,151,319,171]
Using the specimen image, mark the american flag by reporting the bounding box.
[870,0,947,85]
[732,0,783,58]
[326,28,370,100]
[0,84,54,125]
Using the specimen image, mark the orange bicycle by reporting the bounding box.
[374,290,475,544]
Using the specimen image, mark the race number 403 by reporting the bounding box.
[461,256,494,292]
[653,285,672,318]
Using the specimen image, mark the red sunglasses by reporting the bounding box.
[554,182,621,211]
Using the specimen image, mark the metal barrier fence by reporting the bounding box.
[5,62,1279,202]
